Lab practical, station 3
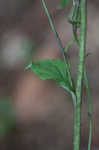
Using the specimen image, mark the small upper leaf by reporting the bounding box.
[25,59,73,91]
[58,0,71,9]
[25,59,76,105]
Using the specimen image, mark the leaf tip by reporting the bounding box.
[24,61,33,71]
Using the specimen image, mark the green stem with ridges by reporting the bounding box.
[71,12,93,150]
[84,70,93,150]
[72,23,93,150]
[65,39,93,150]
[74,1,87,150]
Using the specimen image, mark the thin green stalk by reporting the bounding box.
[73,25,93,150]
[41,0,66,64]
[72,18,93,150]
[84,70,93,150]
[74,1,87,150]
[73,26,80,47]
[65,39,75,54]
[65,38,93,150]
[41,0,73,87]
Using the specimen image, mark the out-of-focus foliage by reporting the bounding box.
[57,0,71,9]
[0,99,16,136]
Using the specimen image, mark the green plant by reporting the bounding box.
[26,0,93,150]
[0,99,16,136]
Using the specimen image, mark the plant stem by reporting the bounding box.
[74,1,87,150]
[84,70,93,150]
[72,22,93,150]
[73,23,93,150]
[41,0,73,87]
[41,0,66,65]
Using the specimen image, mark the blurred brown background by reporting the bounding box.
[0,0,99,150]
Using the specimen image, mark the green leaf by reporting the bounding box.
[25,59,77,105]
[58,0,71,9]
[25,59,73,91]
